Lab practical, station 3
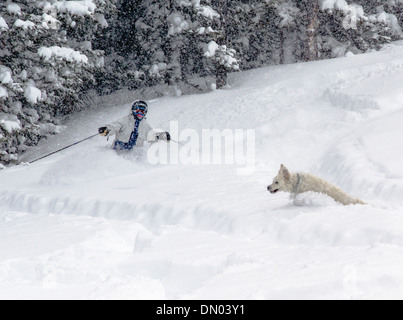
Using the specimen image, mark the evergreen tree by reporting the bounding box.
[0,0,115,164]
[105,0,239,92]
[317,0,401,59]
[223,1,279,70]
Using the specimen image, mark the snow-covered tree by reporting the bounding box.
[354,0,402,40]
[104,0,239,92]
[271,0,300,64]
[317,0,402,59]
[0,0,115,165]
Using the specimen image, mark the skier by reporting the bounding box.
[98,100,170,151]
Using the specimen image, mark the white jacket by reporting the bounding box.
[106,114,158,147]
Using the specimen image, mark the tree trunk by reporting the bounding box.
[214,0,228,89]
[165,0,180,87]
[280,28,285,64]
[305,0,319,62]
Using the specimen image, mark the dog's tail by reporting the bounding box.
[344,197,366,206]
[326,187,366,206]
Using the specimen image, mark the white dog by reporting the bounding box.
[267,164,366,206]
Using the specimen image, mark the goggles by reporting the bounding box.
[133,107,146,119]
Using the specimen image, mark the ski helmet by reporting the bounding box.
[132,100,148,120]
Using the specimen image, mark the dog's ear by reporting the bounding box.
[280,164,291,182]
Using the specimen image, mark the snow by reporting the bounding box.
[204,41,219,58]
[0,86,7,99]
[24,86,42,105]
[0,16,8,30]
[377,12,403,37]
[321,0,349,11]
[0,66,12,84]
[0,119,21,133]
[6,3,21,15]
[94,13,108,28]
[321,0,366,30]
[41,13,60,30]
[1,41,403,299]
[179,0,220,20]
[38,46,88,64]
[52,0,96,16]
[277,4,299,28]
[149,63,167,76]
[167,13,189,35]
[14,19,36,30]
[196,5,220,20]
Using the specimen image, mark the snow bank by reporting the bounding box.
[38,46,88,64]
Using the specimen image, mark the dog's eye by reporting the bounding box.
[275,181,279,184]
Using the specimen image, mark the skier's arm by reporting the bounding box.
[145,122,170,142]
[99,119,124,137]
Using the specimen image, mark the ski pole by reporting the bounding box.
[170,139,201,154]
[170,139,186,146]
[28,133,99,164]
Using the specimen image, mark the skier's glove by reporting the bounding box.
[98,127,110,136]
[156,132,171,142]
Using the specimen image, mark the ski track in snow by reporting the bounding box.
[1,42,403,299]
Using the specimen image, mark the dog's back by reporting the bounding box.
[298,173,366,206]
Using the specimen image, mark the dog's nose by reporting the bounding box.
[267,186,270,191]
